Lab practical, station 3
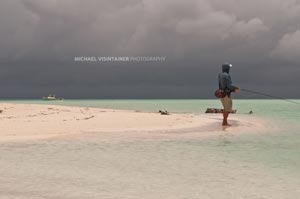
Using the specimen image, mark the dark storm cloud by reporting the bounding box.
[1,0,300,98]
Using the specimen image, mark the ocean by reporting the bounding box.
[0,99,300,198]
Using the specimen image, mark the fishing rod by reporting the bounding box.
[240,88,300,106]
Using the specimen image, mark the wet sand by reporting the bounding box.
[1,103,299,199]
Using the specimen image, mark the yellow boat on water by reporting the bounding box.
[42,94,64,100]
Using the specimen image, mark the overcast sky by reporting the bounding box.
[1,0,300,99]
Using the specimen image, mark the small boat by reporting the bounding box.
[42,94,64,100]
[205,108,236,114]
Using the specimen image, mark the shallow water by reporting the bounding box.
[0,100,300,198]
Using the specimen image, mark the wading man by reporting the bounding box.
[218,63,240,126]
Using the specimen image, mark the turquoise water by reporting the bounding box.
[1,99,300,198]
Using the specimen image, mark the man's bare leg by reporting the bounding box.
[222,112,231,126]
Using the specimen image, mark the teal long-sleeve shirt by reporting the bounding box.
[218,72,238,92]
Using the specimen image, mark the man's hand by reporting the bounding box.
[234,87,240,93]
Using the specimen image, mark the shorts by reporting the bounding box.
[220,95,233,112]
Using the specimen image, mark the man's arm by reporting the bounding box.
[224,75,238,92]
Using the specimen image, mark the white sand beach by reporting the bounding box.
[1,103,300,199]
[0,103,271,142]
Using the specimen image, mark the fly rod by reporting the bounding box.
[240,88,300,106]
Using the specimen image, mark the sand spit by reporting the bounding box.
[0,103,272,142]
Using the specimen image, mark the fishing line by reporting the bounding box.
[240,88,300,106]
[236,91,257,98]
